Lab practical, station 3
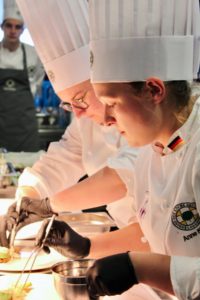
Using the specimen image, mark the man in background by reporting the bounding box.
[0,0,44,152]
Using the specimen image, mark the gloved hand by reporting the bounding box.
[0,197,55,247]
[35,219,91,259]
[86,253,138,297]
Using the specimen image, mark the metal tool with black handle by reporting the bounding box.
[9,191,23,254]
[14,214,56,290]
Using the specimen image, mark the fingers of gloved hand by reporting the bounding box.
[35,219,50,247]
[86,263,111,297]
[40,198,55,217]
[36,220,73,258]
[17,197,43,214]
[0,215,9,247]
[17,211,29,223]
[50,220,91,258]
[7,201,17,214]
[36,220,90,259]
[42,236,79,258]
[35,219,64,249]
[87,283,99,299]
[86,265,101,297]
[42,245,51,254]
[86,253,138,297]
[6,215,18,232]
[15,212,43,233]
[7,202,19,228]
[20,197,54,218]
[7,197,51,232]
[7,202,33,232]
[19,197,32,211]
[41,220,74,241]
[7,201,30,231]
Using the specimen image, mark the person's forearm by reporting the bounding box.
[88,223,150,259]
[129,252,174,295]
[50,167,126,212]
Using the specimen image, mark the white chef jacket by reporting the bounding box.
[109,97,200,299]
[171,256,200,300]
[0,42,44,96]
[19,116,168,300]
[18,116,137,227]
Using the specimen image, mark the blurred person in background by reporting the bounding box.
[0,0,44,152]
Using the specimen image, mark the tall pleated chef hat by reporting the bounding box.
[16,0,89,93]
[89,0,200,82]
[3,0,23,23]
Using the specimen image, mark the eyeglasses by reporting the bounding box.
[4,22,24,30]
[59,95,89,112]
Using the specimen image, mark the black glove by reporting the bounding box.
[35,219,91,259]
[0,215,10,247]
[0,197,54,247]
[86,252,138,297]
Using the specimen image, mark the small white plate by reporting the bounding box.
[0,248,67,273]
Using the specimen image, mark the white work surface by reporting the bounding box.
[0,273,60,299]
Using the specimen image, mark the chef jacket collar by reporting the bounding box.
[152,96,200,155]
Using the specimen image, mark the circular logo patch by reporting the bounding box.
[5,79,15,89]
[172,202,200,231]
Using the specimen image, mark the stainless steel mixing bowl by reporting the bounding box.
[52,259,99,300]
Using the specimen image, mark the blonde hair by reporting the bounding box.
[165,81,197,125]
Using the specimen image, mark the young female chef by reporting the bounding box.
[36,0,200,299]
[0,1,163,299]
[83,0,200,299]
[0,0,44,151]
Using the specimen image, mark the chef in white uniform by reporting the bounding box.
[81,0,200,299]
[0,0,44,152]
[0,0,166,299]
[15,0,135,229]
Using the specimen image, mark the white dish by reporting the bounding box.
[0,273,60,300]
[16,221,43,240]
[0,248,66,273]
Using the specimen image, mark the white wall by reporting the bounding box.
[0,0,34,45]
